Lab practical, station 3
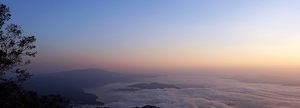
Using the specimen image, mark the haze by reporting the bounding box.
[3,0,300,75]
[3,1,300,108]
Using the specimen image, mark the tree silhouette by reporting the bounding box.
[0,4,36,84]
[0,4,69,108]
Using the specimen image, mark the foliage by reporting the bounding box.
[0,4,36,83]
[0,80,69,108]
[0,4,69,108]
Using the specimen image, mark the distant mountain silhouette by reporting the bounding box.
[118,82,179,91]
[281,81,300,86]
[29,68,135,88]
[223,75,300,87]
[24,68,160,105]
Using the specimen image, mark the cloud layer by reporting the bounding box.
[86,75,300,108]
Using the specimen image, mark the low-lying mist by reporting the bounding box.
[84,73,300,108]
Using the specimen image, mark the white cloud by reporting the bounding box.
[86,75,300,108]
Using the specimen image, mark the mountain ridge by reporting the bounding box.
[24,68,160,106]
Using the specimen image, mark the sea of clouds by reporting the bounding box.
[85,75,300,108]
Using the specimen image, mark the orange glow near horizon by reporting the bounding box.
[67,42,300,73]
[16,0,300,74]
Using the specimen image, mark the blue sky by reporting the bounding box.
[2,0,300,73]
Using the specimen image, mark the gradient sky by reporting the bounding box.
[2,0,300,73]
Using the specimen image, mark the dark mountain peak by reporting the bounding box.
[28,68,135,89]
[128,82,180,89]
[55,68,117,74]
[24,68,161,106]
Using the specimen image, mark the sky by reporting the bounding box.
[2,0,300,74]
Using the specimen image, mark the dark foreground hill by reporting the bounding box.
[24,68,160,105]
